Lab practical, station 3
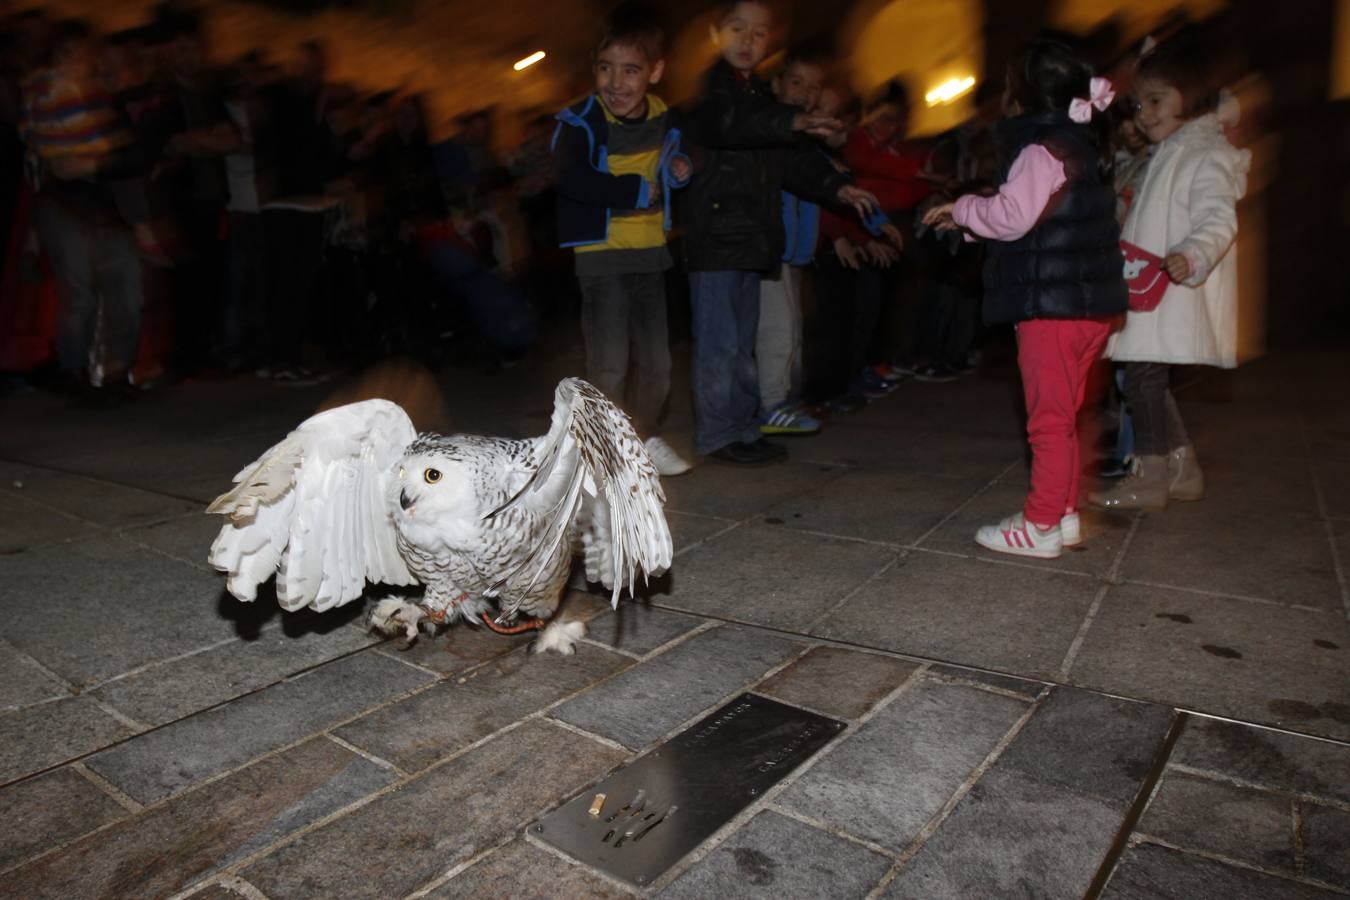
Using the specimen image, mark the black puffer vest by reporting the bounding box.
[981,112,1127,324]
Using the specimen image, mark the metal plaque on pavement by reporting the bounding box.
[532,693,844,886]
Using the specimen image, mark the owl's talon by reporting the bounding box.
[369,597,429,648]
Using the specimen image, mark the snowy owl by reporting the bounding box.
[206,378,673,654]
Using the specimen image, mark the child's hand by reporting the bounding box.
[669,156,692,183]
[836,185,880,220]
[879,221,904,251]
[863,240,899,268]
[1164,252,1192,282]
[833,237,862,270]
[792,112,843,138]
[921,202,957,232]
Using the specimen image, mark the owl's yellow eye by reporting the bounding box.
[423,468,442,484]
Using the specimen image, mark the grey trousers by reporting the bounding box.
[756,263,803,412]
[578,271,671,436]
[1122,361,1190,456]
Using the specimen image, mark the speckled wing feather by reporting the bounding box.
[489,378,672,606]
[207,399,418,611]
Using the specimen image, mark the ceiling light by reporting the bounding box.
[925,76,976,106]
[513,51,546,71]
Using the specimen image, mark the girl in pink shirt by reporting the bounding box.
[924,40,1128,559]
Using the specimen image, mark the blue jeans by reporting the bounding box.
[689,270,763,454]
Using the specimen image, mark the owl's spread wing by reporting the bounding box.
[489,378,672,606]
[206,399,418,612]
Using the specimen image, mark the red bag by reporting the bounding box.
[1121,240,1169,312]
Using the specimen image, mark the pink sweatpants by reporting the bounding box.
[1017,318,1114,528]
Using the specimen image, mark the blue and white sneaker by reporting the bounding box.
[760,402,822,435]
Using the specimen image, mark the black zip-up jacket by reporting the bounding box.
[680,59,852,273]
[981,111,1128,324]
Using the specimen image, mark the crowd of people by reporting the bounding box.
[0,1,541,398]
[0,1,1249,561]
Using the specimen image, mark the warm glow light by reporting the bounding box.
[513,51,546,71]
[925,76,976,106]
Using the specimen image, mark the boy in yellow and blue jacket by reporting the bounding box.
[552,2,692,476]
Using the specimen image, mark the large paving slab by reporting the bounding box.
[428,838,632,898]
[1178,451,1321,517]
[5,737,395,899]
[1170,716,1350,806]
[335,642,629,772]
[816,551,1098,679]
[663,522,897,631]
[775,678,1028,851]
[881,766,1123,899]
[880,687,1171,899]
[90,625,381,728]
[752,645,919,720]
[1068,584,1350,740]
[550,624,804,749]
[0,696,136,785]
[0,641,70,711]
[660,459,849,521]
[122,511,232,570]
[666,510,737,555]
[799,422,1023,480]
[993,686,1175,807]
[585,603,706,656]
[1301,802,1350,889]
[660,810,892,899]
[1121,504,1343,609]
[1136,772,1297,873]
[3,535,244,687]
[0,487,102,553]
[0,460,201,529]
[1103,842,1343,899]
[758,469,985,546]
[0,767,128,871]
[241,720,626,900]
[85,649,434,803]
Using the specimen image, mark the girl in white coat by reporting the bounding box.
[1092,28,1251,512]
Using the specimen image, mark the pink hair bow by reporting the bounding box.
[1069,77,1115,123]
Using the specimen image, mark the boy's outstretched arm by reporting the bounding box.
[781,144,856,210]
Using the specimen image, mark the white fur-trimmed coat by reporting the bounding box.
[1108,114,1252,368]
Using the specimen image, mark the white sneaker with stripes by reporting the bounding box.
[1060,511,1081,547]
[975,512,1063,559]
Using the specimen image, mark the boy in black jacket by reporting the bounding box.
[682,0,879,465]
[552,3,693,476]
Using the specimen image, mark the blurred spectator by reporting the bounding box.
[159,14,235,376]
[218,50,273,371]
[23,19,147,398]
[434,107,498,207]
[259,39,338,381]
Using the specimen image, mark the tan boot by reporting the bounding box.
[1089,454,1169,511]
[1168,445,1205,501]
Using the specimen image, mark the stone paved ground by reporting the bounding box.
[1,333,1348,898]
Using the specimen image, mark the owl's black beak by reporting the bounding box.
[399,488,414,511]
